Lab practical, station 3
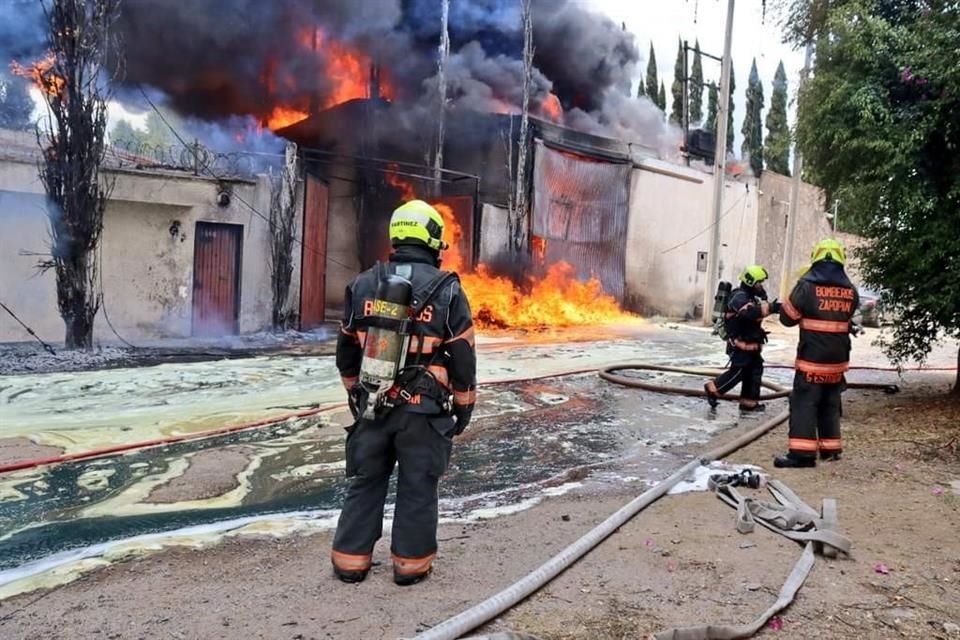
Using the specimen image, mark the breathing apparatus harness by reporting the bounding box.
[354,261,460,420]
[711,280,734,340]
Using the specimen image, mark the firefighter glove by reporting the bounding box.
[348,385,364,419]
[453,406,473,435]
[769,299,783,314]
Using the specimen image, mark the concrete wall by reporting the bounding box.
[625,158,760,318]
[0,150,299,344]
[754,172,834,299]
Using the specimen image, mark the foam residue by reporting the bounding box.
[0,509,341,600]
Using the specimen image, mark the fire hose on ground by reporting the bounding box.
[0,363,933,476]
[409,364,907,640]
[0,360,943,637]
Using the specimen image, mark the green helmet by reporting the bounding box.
[389,200,449,251]
[810,238,846,265]
[740,264,769,287]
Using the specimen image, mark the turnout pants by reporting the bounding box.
[787,371,843,459]
[712,347,764,406]
[332,409,456,577]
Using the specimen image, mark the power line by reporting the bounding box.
[0,300,56,355]
[660,188,748,255]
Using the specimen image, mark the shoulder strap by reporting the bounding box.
[411,270,459,315]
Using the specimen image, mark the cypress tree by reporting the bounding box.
[726,64,736,153]
[706,81,719,134]
[670,38,684,124]
[689,40,704,127]
[741,58,765,175]
[657,81,667,112]
[645,43,659,104]
[764,61,790,175]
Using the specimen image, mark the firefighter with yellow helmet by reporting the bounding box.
[775,238,859,468]
[705,265,783,412]
[332,200,477,585]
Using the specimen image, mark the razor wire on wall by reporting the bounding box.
[109,140,284,179]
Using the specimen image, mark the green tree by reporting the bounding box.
[109,111,179,149]
[706,81,719,134]
[657,81,667,112]
[645,43,660,103]
[741,58,764,175]
[637,78,646,98]
[109,118,141,146]
[0,71,35,131]
[727,64,736,153]
[793,0,960,389]
[765,61,790,175]
[670,38,684,124]
[689,40,704,126]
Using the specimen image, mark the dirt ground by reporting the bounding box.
[0,437,63,467]
[144,446,257,504]
[1,376,959,640]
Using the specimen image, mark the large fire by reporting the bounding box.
[384,167,635,330]
[10,52,65,98]
[261,28,396,132]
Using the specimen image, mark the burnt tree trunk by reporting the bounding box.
[509,0,533,256]
[36,0,119,349]
[269,142,299,330]
[432,0,450,198]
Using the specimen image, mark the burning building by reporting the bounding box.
[0,0,838,343]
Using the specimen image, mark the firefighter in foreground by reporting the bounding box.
[332,200,477,586]
[705,265,782,411]
[775,238,858,468]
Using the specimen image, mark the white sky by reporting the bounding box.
[592,0,806,150]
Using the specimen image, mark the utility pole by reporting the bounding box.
[682,39,689,166]
[702,0,735,325]
[831,199,840,233]
[779,42,814,301]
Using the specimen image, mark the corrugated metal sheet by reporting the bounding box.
[300,175,330,329]
[192,222,243,336]
[531,140,631,301]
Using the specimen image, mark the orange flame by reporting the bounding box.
[383,168,635,329]
[266,105,310,130]
[10,53,64,98]
[542,93,563,122]
[262,28,396,132]
[461,262,629,330]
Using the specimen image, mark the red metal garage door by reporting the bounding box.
[192,222,243,337]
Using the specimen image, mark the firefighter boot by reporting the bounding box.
[704,382,720,408]
[333,566,369,584]
[820,451,842,462]
[394,565,432,587]
[774,453,816,468]
[739,402,766,413]
[392,553,435,586]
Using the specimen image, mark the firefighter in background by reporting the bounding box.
[332,200,477,586]
[705,265,783,411]
[775,238,858,468]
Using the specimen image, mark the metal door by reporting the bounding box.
[192,222,243,337]
[300,175,329,330]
